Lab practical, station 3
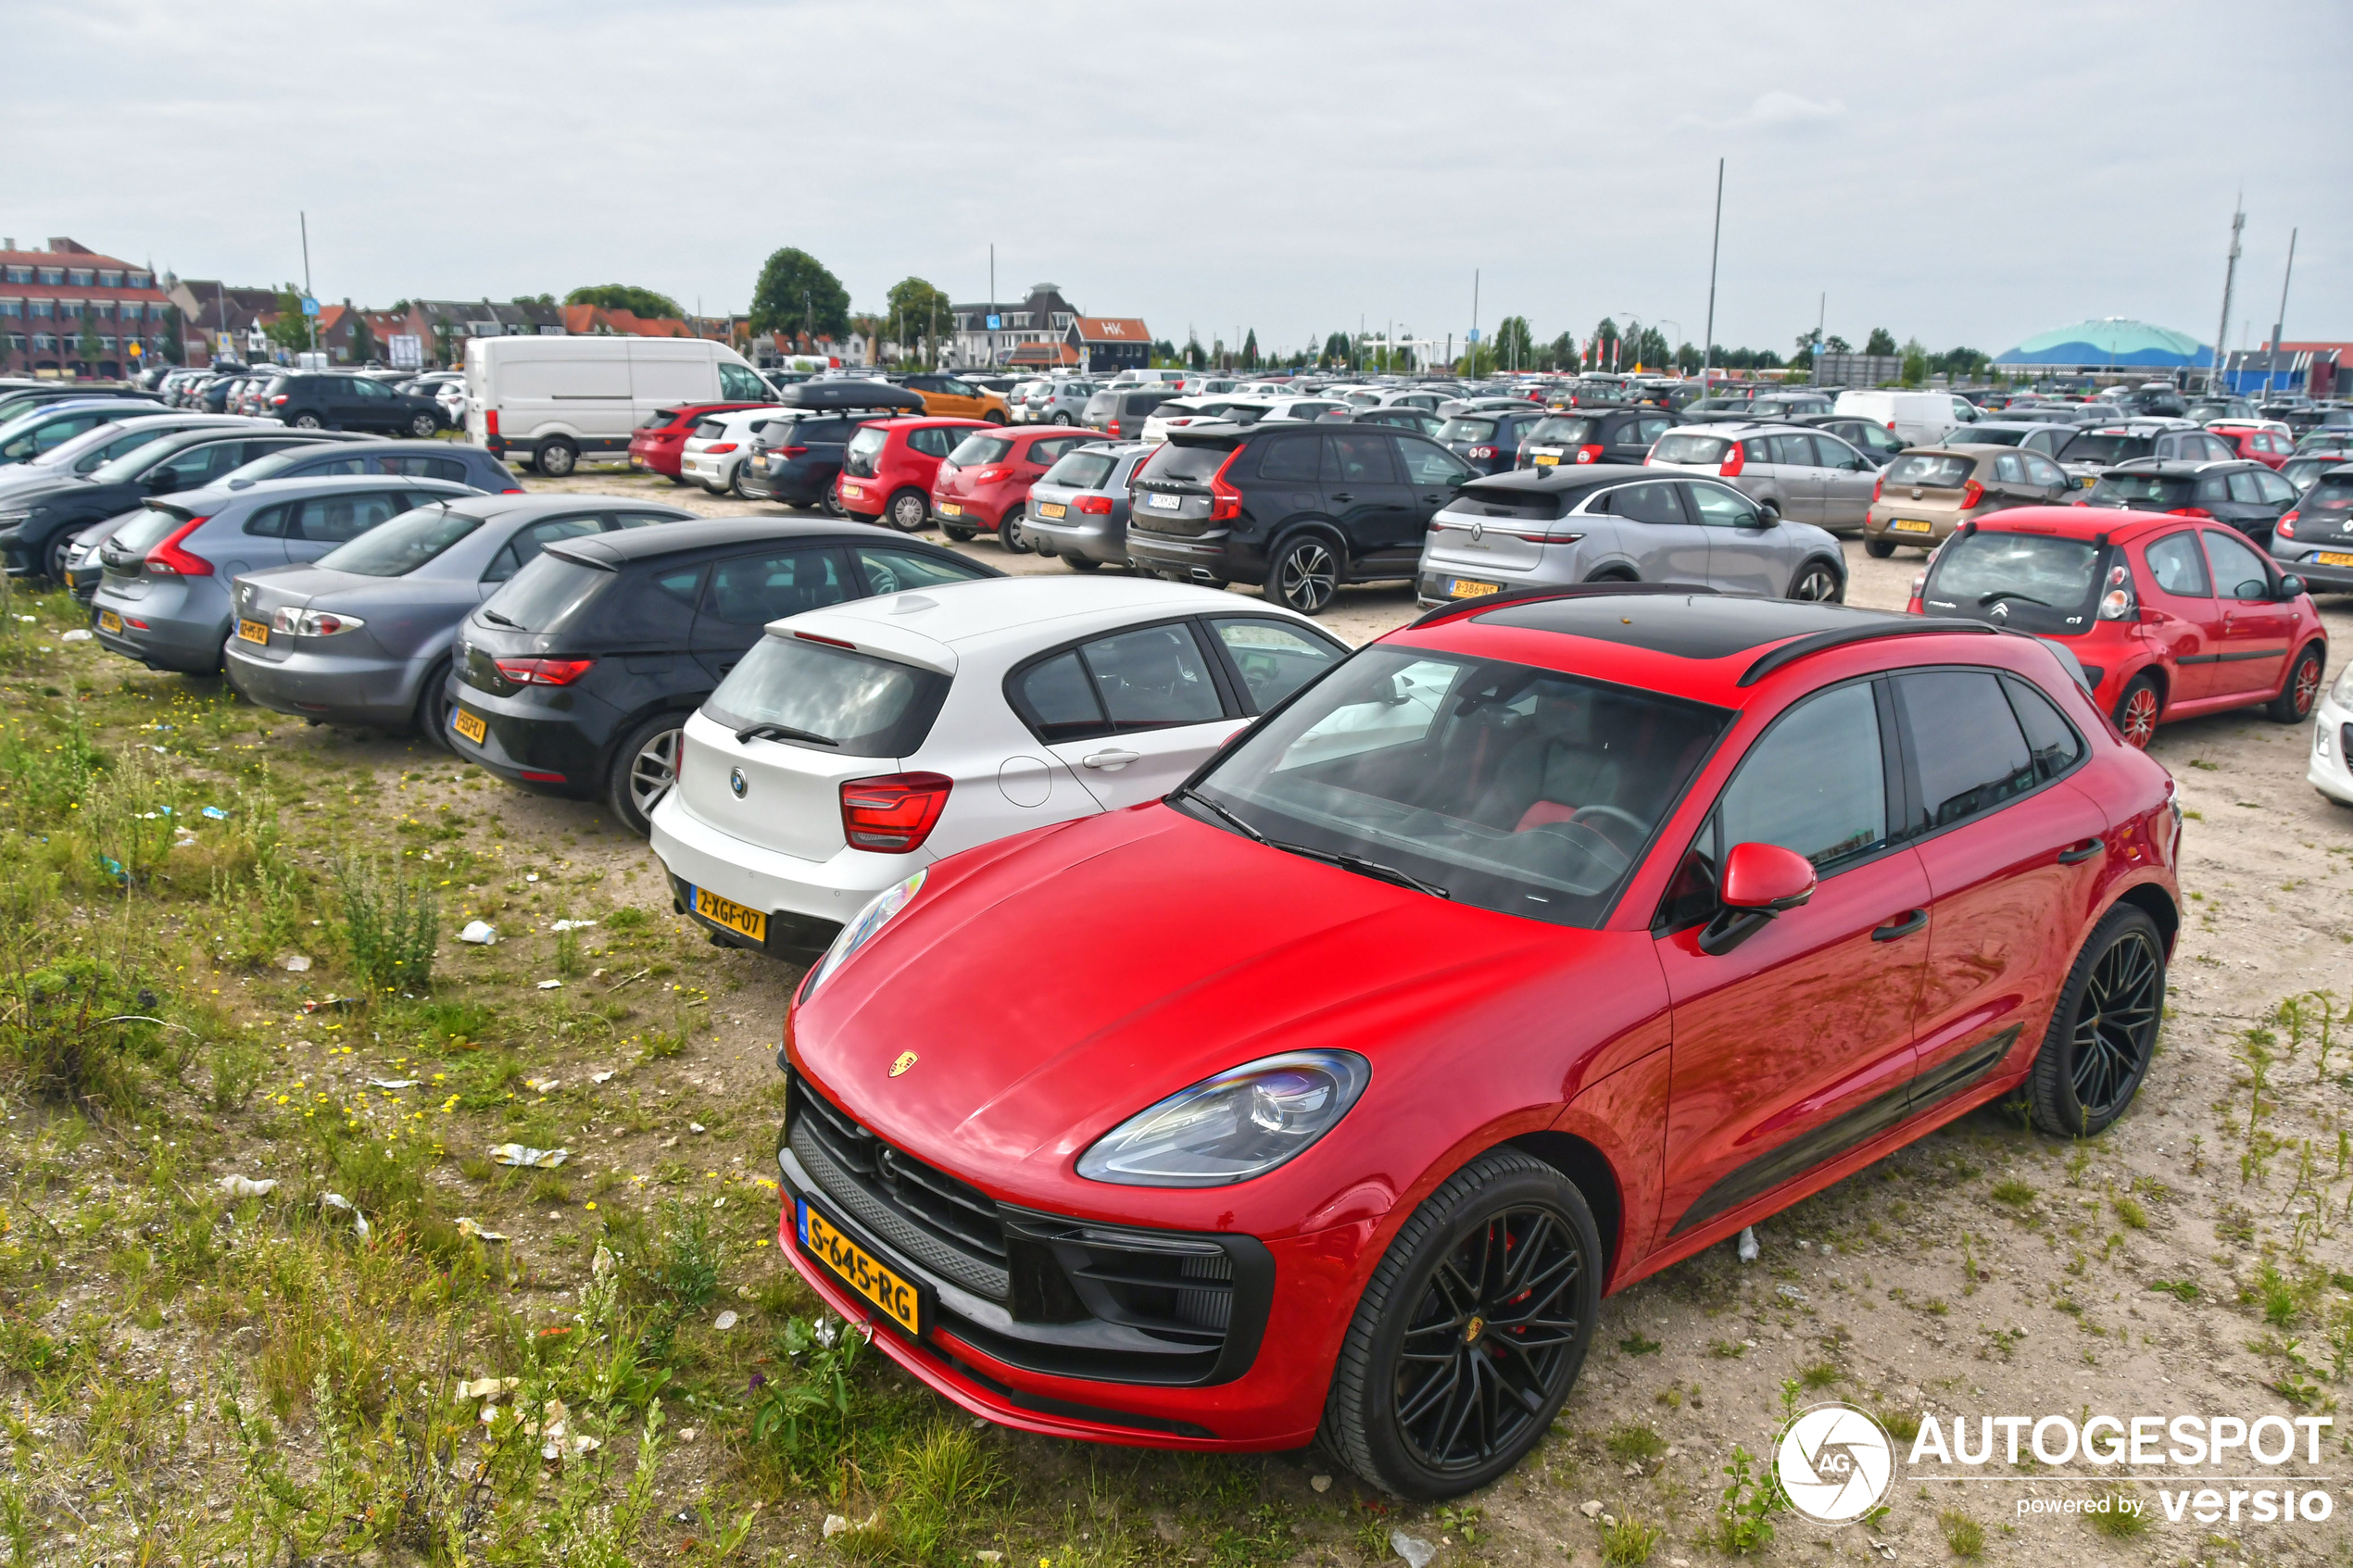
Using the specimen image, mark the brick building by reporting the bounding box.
[1,237,173,378]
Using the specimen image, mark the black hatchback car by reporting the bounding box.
[266,373,447,437]
[1125,422,1477,614]
[1434,407,1547,475]
[2085,459,2299,545]
[443,519,1003,834]
[1516,406,1676,470]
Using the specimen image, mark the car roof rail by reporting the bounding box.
[1408,581,1716,631]
[1737,620,1997,688]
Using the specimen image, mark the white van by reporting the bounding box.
[1831,389,1977,448]
[464,336,775,475]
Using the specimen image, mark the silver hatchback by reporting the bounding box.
[1020,379,1100,426]
[1023,441,1153,571]
[1416,466,1846,607]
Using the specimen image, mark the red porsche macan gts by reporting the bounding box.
[774,586,2181,1498]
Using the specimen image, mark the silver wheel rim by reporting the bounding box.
[892,495,925,530]
[294,415,320,428]
[1001,516,1026,552]
[411,415,435,438]
[1793,565,1838,600]
[628,726,682,818]
[545,445,573,475]
[1278,542,1337,612]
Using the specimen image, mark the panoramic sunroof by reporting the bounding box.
[1476,595,1908,660]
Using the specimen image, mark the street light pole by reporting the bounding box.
[1700,158,1723,388]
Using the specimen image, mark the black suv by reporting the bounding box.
[1435,406,1548,475]
[266,372,446,437]
[443,519,1002,834]
[2086,459,2298,544]
[1516,407,1676,470]
[1126,422,1476,614]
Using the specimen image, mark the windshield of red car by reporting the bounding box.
[1184,647,1729,928]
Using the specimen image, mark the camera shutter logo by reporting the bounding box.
[1776,1404,1894,1524]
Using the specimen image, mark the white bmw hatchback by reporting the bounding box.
[647,576,1349,962]
[680,408,786,495]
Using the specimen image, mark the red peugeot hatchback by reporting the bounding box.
[774,588,2182,1498]
[837,416,988,533]
[1906,506,2326,747]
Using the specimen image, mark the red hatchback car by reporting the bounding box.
[1906,506,2326,747]
[837,416,988,532]
[2207,423,2296,470]
[930,427,1110,552]
[626,402,774,482]
[775,589,2181,1498]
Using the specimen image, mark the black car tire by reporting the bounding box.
[538,437,579,478]
[984,410,1007,425]
[822,483,848,520]
[412,656,456,750]
[1267,534,1341,615]
[2024,903,2166,1137]
[1051,412,1073,426]
[1064,556,1101,572]
[2263,642,2325,723]
[2112,671,2161,749]
[1000,514,1033,554]
[1320,1148,1600,1500]
[408,412,438,439]
[1862,536,1897,558]
[941,522,978,543]
[1787,558,1844,602]
[292,413,323,430]
[886,489,929,533]
[607,710,688,837]
[42,532,74,585]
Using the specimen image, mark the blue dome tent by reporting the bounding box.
[1993,319,2213,370]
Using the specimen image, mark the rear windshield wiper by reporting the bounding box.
[1979,591,2053,608]
[479,608,521,629]
[1265,837,1452,900]
[735,721,837,747]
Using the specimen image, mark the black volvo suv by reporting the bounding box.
[1125,422,1477,613]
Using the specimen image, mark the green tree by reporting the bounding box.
[348,311,379,366]
[1863,326,1898,358]
[1492,316,1535,372]
[1240,329,1260,370]
[265,284,311,356]
[1320,331,1351,370]
[510,293,557,307]
[1185,334,1206,370]
[564,283,682,320]
[884,277,952,367]
[1628,326,1669,370]
[750,248,849,344]
[1542,332,1580,372]
[1674,342,1702,372]
[76,310,104,370]
[1899,336,1928,386]
[158,305,183,367]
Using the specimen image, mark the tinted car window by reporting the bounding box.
[486,555,612,633]
[1896,671,2035,831]
[1254,433,1322,483]
[1324,432,1399,484]
[702,548,854,623]
[1929,531,2100,608]
[2095,473,2196,508]
[1084,623,1224,730]
[484,515,607,583]
[290,492,406,544]
[1212,618,1340,712]
[1013,651,1104,744]
[1027,435,1096,465]
[1043,449,1118,489]
[2203,531,2273,599]
[707,636,947,758]
[1398,437,1473,486]
[2056,433,2151,463]
[1717,682,1889,870]
[2004,677,2083,783]
[1604,483,1687,525]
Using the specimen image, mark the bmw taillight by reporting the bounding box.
[1209,445,1246,521]
[1575,444,1604,463]
[145,517,213,576]
[1719,444,1745,478]
[1076,495,1114,514]
[1960,479,1984,508]
[493,657,594,686]
[840,771,952,853]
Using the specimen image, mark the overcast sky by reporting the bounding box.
[7,0,2347,361]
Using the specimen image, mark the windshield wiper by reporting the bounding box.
[1174,784,1264,842]
[735,721,837,747]
[1265,837,1452,899]
[1979,591,2052,608]
[480,608,522,629]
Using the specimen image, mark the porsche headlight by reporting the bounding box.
[1076,1050,1371,1187]
[804,869,926,998]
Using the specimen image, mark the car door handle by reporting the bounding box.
[1871,909,1928,942]
[2057,838,2104,864]
[1080,748,1139,771]
[1329,492,1354,503]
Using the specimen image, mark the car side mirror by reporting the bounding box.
[1699,842,1817,956]
[2277,573,2306,599]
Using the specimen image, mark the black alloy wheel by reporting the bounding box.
[1787,560,1843,601]
[2026,904,2165,1136]
[1322,1150,1599,1499]
[1269,535,1340,615]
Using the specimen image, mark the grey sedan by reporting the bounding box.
[1415,465,1846,608]
[224,494,698,737]
[1023,441,1153,571]
[91,474,476,675]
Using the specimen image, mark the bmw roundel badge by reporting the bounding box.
[729,766,747,798]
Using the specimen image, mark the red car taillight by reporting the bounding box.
[1109,420,1123,436]
[975,468,1007,482]
[145,517,213,576]
[1872,474,1885,503]
[709,443,737,454]
[2167,507,2214,519]
[1959,479,1984,508]
[1719,444,1745,478]
[2277,511,2298,536]
[1575,444,1604,463]
[839,771,952,853]
[1075,495,1114,514]
[1468,445,1497,459]
[1209,446,1246,521]
[494,657,594,686]
[780,445,809,458]
[485,410,500,437]
[270,394,288,406]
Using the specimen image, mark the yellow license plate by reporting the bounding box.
[236,618,270,645]
[691,884,765,944]
[1890,519,1934,533]
[799,1199,923,1336]
[840,483,864,499]
[1532,453,1560,465]
[1037,502,1066,519]
[938,502,963,517]
[1449,578,1503,598]
[98,609,122,633]
[450,709,487,746]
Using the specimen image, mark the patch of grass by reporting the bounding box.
[1598,1512,1659,1566]
[2111,1194,2147,1229]
[1617,1332,1662,1355]
[1876,1407,1921,1443]
[1989,1179,2036,1208]
[2086,1489,2147,1538]
[877,1422,1003,1565]
[1604,1422,1666,1463]
[1799,1360,1840,1389]
[334,853,440,997]
[1938,1507,1983,1558]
